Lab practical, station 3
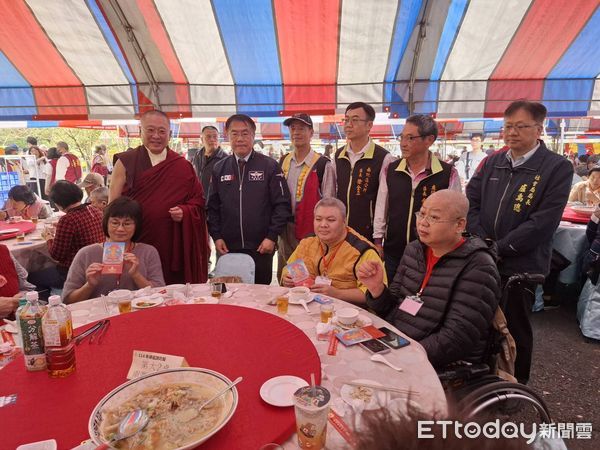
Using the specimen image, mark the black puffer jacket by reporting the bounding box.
[366,236,500,369]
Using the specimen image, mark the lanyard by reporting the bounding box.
[319,241,342,276]
[417,238,465,296]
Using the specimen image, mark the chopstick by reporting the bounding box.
[96,320,111,344]
[74,320,106,345]
[344,380,419,396]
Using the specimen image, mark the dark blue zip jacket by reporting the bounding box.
[466,140,573,276]
[207,151,291,250]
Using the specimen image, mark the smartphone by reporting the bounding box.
[359,339,391,354]
[377,327,410,349]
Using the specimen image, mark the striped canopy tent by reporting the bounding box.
[0,0,599,121]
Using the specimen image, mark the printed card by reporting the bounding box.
[102,242,125,275]
[286,259,312,286]
[127,350,189,380]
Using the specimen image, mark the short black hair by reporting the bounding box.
[504,100,547,123]
[202,125,219,133]
[345,102,376,121]
[8,185,36,205]
[47,147,60,159]
[26,136,37,145]
[588,166,600,177]
[471,133,484,140]
[49,181,83,209]
[102,196,143,242]
[578,154,589,163]
[405,114,438,140]
[225,114,256,132]
[56,141,69,151]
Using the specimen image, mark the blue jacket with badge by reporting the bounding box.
[207,151,292,250]
[466,140,573,276]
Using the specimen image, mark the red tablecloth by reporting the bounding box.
[0,221,36,240]
[562,207,591,224]
[0,305,321,449]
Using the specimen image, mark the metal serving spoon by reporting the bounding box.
[197,377,243,413]
[95,409,149,450]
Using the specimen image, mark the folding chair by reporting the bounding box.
[213,253,255,284]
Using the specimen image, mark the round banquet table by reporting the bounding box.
[0,220,36,240]
[0,305,320,449]
[0,284,448,449]
[561,206,590,225]
[1,220,54,273]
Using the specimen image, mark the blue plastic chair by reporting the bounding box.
[213,253,255,284]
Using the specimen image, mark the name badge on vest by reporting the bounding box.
[314,275,332,286]
[249,170,264,181]
[398,295,423,316]
[220,174,234,182]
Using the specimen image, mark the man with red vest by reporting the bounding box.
[277,114,336,279]
[55,141,82,184]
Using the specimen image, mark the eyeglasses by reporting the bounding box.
[342,118,370,125]
[502,124,540,133]
[108,219,136,229]
[399,135,427,143]
[414,211,460,225]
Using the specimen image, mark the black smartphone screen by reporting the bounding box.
[360,339,391,354]
[377,327,410,349]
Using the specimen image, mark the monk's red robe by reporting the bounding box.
[118,146,208,284]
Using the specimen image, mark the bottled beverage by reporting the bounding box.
[17,291,47,371]
[42,295,76,377]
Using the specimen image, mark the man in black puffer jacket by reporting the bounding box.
[358,189,500,369]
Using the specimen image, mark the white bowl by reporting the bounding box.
[289,286,309,303]
[89,368,238,450]
[337,307,359,326]
[107,289,131,302]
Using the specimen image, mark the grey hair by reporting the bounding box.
[89,186,109,203]
[406,114,438,140]
[314,197,347,220]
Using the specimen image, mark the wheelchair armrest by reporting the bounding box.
[437,363,490,382]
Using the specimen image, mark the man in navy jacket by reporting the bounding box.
[467,100,573,384]
[207,114,291,285]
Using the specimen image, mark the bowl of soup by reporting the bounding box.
[89,368,239,449]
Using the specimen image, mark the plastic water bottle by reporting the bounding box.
[17,291,47,371]
[42,295,76,377]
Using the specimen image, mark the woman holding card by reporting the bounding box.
[62,197,165,303]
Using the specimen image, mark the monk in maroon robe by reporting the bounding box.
[110,110,208,284]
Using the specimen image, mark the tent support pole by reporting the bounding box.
[408,0,433,116]
[107,0,162,109]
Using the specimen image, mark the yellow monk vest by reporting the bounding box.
[293,227,377,290]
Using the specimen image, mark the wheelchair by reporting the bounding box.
[437,273,552,423]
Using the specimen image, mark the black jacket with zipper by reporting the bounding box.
[466,141,573,276]
[207,151,292,250]
[366,236,500,369]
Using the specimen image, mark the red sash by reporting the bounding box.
[0,245,19,297]
[49,159,58,185]
[91,155,108,176]
[295,170,321,240]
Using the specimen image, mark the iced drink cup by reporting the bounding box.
[293,385,331,449]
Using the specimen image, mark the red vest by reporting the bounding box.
[63,153,82,183]
[0,245,19,297]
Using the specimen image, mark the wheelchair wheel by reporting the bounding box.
[456,381,551,422]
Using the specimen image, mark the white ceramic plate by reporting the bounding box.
[132,297,164,309]
[260,375,308,407]
[0,228,20,234]
[340,379,389,411]
[333,314,373,330]
[571,205,595,217]
[89,368,238,450]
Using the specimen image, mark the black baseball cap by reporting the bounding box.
[283,113,313,128]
